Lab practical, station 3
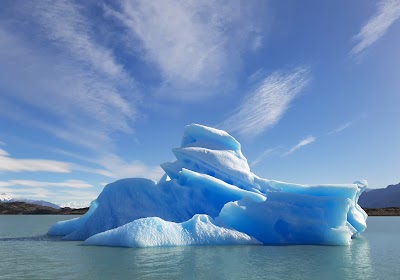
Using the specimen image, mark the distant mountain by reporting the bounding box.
[359,183,400,208]
[0,193,13,202]
[59,201,91,209]
[0,193,60,209]
[19,199,61,209]
[0,201,88,215]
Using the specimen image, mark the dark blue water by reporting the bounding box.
[0,215,399,280]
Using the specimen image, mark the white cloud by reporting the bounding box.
[94,153,164,181]
[0,148,9,157]
[49,147,164,181]
[0,0,270,152]
[282,136,316,157]
[0,187,53,199]
[0,186,98,205]
[0,151,71,173]
[107,0,268,99]
[0,1,138,151]
[221,66,311,137]
[328,121,353,135]
[351,0,400,57]
[0,180,93,189]
[328,115,366,135]
[34,0,129,81]
[39,122,116,152]
[0,145,163,181]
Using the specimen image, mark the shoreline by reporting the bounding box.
[0,202,88,215]
[364,208,400,216]
[1,202,400,216]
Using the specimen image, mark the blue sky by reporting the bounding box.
[0,0,399,206]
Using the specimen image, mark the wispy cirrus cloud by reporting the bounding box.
[328,114,366,135]
[106,0,268,100]
[0,0,270,150]
[34,1,130,81]
[328,121,354,135]
[282,136,316,157]
[0,0,138,151]
[351,0,400,57]
[221,66,311,137]
[0,180,93,189]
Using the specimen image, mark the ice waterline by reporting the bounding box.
[48,124,367,247]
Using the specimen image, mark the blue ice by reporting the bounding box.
[48,124,367,247]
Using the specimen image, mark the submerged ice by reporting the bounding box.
[48,124,367,247]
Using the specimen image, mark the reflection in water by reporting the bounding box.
[346,236,374,279]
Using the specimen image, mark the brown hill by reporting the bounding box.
[0,201,88,215]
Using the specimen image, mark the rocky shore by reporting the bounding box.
[1,201,400,216]
[364,207,400,216]
[0,202,88,215]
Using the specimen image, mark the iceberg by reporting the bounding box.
[48,124,367,247]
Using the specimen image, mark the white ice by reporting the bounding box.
[84,214,260,248]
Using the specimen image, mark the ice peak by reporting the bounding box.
[181,123,241,151]
[161,124,261,193]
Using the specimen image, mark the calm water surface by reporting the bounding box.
[0,215,399,280]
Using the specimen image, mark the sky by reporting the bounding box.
[0,0,400,207]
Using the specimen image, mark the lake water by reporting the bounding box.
[0,216,399,280]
